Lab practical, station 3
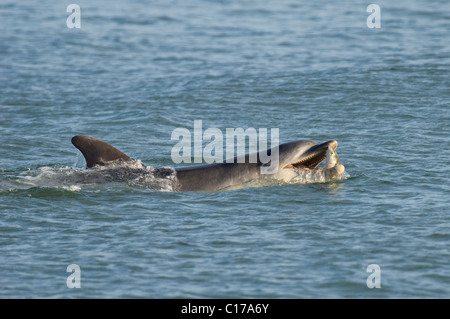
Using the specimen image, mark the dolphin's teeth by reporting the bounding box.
[291,150,327,169]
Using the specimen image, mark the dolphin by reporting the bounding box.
[71,135,345,191]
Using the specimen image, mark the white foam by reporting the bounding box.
[13,163,178,192]
[62,185,82,192]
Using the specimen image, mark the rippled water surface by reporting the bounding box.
[1,0,449,298]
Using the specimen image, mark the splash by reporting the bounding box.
[4,161,178,193]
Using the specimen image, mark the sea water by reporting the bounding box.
[0,0,449,298]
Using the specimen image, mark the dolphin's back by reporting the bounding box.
[175,161,261,191]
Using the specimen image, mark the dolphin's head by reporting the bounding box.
[278,140,336,168]
[272,139,345,182]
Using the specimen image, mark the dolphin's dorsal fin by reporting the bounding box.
[71,135,133,168]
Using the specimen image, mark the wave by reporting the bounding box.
[1,162,178,193]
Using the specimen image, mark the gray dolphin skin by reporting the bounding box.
[71,135,132,168]
[71,135,345,191]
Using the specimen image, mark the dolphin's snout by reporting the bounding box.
[329,140,338,149]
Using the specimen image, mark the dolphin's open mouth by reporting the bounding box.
[284,140,338,170]
[289,151,327,169]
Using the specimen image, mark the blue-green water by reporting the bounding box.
[1,0,449,298]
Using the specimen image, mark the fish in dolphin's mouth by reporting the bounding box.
[284,141,338,170]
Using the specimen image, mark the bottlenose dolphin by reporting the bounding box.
[71,135,345,191]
